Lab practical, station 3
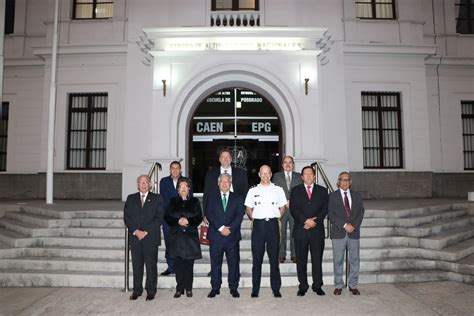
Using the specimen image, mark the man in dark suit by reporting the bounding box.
[124,175,164,301]
[203,148,248,216]
[206,173,245,298]
[203,148,248,276]
[159,161,193,276]
[328,171,365,296]
[272,155,302,263]
[290,166,328,297]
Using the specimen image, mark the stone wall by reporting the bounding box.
[0,173,122,200]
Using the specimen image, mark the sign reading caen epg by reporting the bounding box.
[194,120,277,134]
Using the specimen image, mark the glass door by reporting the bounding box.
[189,88,282,192]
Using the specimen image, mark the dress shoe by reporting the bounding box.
[230,289,240,298]
[207,271,211,277]
[160,269,174,276]
[333,288,342,295]
[129,293,141,300]
[291,256,298,263]
[273,290,282,298]
[173,290,183,298]
[207,289,220,298]
[251,291,259,298]
[349,288,360,295]
[278,256,285,263]
[313,288,325,296]
[186,290,193,297]
[297,289,306,297]
[145,294,155,301]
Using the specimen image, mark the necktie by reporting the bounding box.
[141,194,145,207]
[307,185,312,199]
[222,193,227,211]
[286,173,291,191]
[344,191,350,219]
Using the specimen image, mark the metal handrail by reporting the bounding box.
[311,161,349,288]
[124,161,163,292]
[310,161,334,239]
[148,162,162,193]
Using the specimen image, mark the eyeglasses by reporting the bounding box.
[338,179,351,182]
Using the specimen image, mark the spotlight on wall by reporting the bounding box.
[162,79,167,97]
[304,78,309,95]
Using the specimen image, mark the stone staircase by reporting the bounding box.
[0,201,473,288]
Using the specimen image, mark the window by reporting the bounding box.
[456,0,474,34]
[73,0,113,19]
[0,102,8,171]
[212,0,258,11]
[67,93,107,170]
[462,101,474,170]
[362,92,403,169]
[356,0,396,19]
[4,0,15,34]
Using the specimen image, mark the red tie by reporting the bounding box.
[307,185,312,199]
[344,191,350,219]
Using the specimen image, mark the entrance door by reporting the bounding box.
[189,88,282,192]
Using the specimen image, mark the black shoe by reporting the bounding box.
[297,289,306,297]
[230,289,240,298]
[273,290,282,298]
[207,289,220,298]
[207,271,211,277]
[145,294,155,301]
[313,288,325,296]
[129,293,141,300]
[174,290,183,298]
[186,290,193,297]
[160,269,174,276]
[251,291,259,298]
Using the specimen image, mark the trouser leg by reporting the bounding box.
[294,237,309,292]
[347,238,360,289]
[332,236,347,289]
[210,242,224,291]
[251,220,265,293]
[309,237,324,289]
[266,220,281,292]
[279,210,289,257]
[174,256,184,292]
[130,242,144,295]
[225,241,240,290]
[144,244,158,295]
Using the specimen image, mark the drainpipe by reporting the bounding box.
[46,0,59,204]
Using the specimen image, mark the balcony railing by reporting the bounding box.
[210,11,261,27]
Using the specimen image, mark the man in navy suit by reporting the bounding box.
[159,161,193,276]
[290,166,328,297]
[124,175,164,301]
[203,149,248,216]
[206,173,245,298]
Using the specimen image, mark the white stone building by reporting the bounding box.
[0,0,473,200]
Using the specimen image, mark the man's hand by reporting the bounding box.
[135,230,148,240]
[203,216,209,225]
[220,226,231,236]
[178,217,189,227]
[345,223,355,233]
[303,217,317,230]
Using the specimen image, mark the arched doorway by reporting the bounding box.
[189,87,282,192]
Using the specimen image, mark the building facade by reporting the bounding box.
[0,0,473,200]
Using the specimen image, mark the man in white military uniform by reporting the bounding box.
[245,165,287,298]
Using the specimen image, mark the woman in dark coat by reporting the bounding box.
[164,178,203,298]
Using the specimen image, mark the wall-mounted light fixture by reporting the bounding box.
[162,79,167,97]
[304,78,309,95]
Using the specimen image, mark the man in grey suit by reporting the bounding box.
[328,171,365,295]
[272,156,302,263]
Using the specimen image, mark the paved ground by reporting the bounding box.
[0,282,473,315]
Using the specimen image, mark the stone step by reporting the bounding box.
[0,228,29,247]
[0,269,459,288]
[0,257,441,274]
[4,212,60,228]
[0,218,60,237]
[420,226,474,250]
[364,204,456,218]
[397,215,474,238]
